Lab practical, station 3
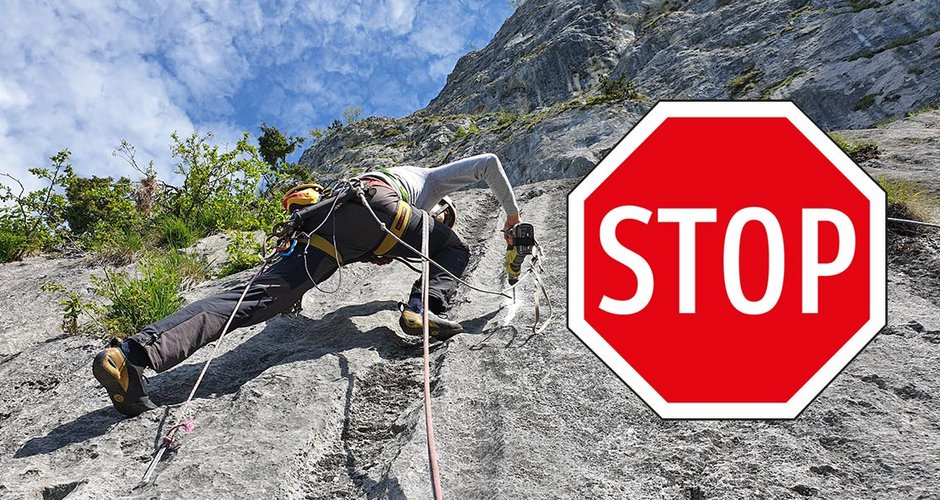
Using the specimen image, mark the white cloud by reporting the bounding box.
[0,0,511,194]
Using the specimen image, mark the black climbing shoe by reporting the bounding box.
[92,341,157,417]
[399,303,464,340]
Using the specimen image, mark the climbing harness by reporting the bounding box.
[420,216,444,500]
[355,189,554,334]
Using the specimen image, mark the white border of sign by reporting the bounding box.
[567,101,886,419]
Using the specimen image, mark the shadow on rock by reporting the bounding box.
[150,300,414,406]
[15,300,413,458]
[14,407,123,458]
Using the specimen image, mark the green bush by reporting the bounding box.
[85,227,146,265]
[40,282,90,335]
[220,231,263,276]
[90,250,209,337]
[853,94,877,111]
[0,229,27,263]
[829,132,880,162]
[165,132,281,233]
[160,215,200,249]
[0,151,71,257]
[454,122,479,139]
[878,177,930,223]
[728,64,763,98]
[61,168,139,235]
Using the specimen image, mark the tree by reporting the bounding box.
[343,105,362,124]
[257,123,305,168]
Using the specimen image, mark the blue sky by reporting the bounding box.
[0,0,515,190]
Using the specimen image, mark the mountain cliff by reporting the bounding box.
[1,0,938,498]
[300,0,939,186]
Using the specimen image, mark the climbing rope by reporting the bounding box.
[887,217,940,230]
[420,215,444,500]
[140,183,554,484]
[355,189,554,334]
[141,262,270,484]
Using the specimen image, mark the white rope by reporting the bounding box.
[141,262,269,483]
[356,190,522,299]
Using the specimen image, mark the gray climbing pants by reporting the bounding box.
[128,183,469,372]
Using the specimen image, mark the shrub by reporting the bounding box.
[40,282,91,335]
[165,132,281,233]
[878,177,930,223]
[853,94,877,111]
[829,132,880,162]
[220,231,263,276]
[598,75,640,101]
[85,227,146,265]
[728,64,763,98]
[61,168,139,236]
[0,151,71,258]
[454,123,479,139]
[160,215,200,249]
[0,229,27,263]
[90,250,208,337]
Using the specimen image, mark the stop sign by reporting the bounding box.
[568,101,886,419]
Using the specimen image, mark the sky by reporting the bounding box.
[0,0,515,191]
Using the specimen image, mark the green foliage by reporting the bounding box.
[379,127,404,138]
[220,231,263,276]
[159,215,200,249]
[906,102,940,118]
[258,123,305,169]
[85,228,146,265]
[61,167,140,235]
[166,132,280,232]
[0,150,71,260]
[0,229,26,262]
[496,112,518,128]
[829,132,880,162]
[90,251,208,337]
[40,282,91,335]
[454,122,480,139]
[760,70,805,98]
[878,177,930,223]
[853,94,877,111]
[589,75,641,103]
[728,63,763,98]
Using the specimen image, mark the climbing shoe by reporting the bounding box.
[92,340,157,417]
[399,302,464,341]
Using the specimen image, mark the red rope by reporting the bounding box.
[421,215,444,499]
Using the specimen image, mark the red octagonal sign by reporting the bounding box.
[568,101,886,419]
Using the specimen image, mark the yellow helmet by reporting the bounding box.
[282,183,325,212]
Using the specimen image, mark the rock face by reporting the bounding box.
[429,0,940,129]
[301,0,938,187]
[2,0,939,497]
[1,112,939,499]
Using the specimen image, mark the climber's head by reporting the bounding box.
[430,195,457,228]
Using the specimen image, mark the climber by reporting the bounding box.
[92,153,522,417]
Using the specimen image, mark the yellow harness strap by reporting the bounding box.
[306,234,344,264]
[374,201,412,256]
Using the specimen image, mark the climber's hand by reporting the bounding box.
[503,213,520,245]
